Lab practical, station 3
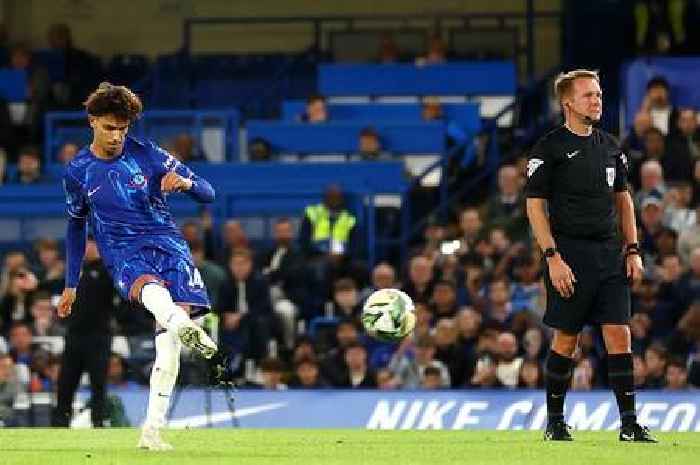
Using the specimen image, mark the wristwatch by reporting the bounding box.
[543,247,558,259]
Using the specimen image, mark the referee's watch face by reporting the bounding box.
[568,78,603,123]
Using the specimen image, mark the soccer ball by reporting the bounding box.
[361,288,416,342]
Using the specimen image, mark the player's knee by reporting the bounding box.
[129,274,165,303]
[552,331,577,356]
[602,324,631,353]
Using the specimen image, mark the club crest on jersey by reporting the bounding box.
[128,173,147,189]
[527,158,544,178]
[606,167,615,187]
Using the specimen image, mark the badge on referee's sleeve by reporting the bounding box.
[606,167,615,187]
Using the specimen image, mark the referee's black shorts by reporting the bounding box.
[543,235,631,334]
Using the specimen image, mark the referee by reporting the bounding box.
[52,236,115,427]
[526,69,656,442]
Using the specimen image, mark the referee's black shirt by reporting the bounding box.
[525,126,629,241]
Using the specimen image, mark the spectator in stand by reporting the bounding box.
[260,358,288,390]
[377,33,400,64]
[328,278,362,321]
[677,247,700,308]
[216,220,251,266]
[299,95,327,123]
[106,353,138,390]
[455,307,481,361]
[430,280,459,318]
[485,277,514,327]
[320,320,359,387]
[402,255,435,305]
[636,76,676,136]
[34,238,65,297]
[634,160,666,205]
[170,133,206,163]
[260,218,307,346]
[484,165,528,242]
[623,111,652,154]
[8,323,35,387]
[0,354,19,426]
[420,366,444,389]
[376,368,399,390]
[644,343,668,388]
[639,195,665,259]
[216,248,275,361]
[248,137,272,162]
[570,358,595,391]
[29,291,63,337]
[415,33,447,66]
[693,160,700,207]
[288,357,326,389]
[633,354,648,389]
[456,207,484,259]
[10,146,45,184]
[663,183,696,233]
[678,213,700,266]
[352,126,390,161]
[341,343,376,388]
[0,265,38,331]
[361,262,397,301]
[522,326,547,362]
[470,330,502,388]
[630,312,652,355]
[494,332,523,388]
[518,359,544,388]
[8,43,51,150]
[389,334,450,389]
[57,142,79,165]
[668,108,700,162]
[190,240,226,309]
[510,254,543,315]
[664,358,689,390]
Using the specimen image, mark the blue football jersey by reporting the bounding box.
[63,136,202,273]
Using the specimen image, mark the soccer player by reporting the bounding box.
[57,82,218,450]
[525,70,656,442]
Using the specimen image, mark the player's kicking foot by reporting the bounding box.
[178,321,217,359]
[544,420,573,441]
[138,426,173,451]
[619,422,658,443]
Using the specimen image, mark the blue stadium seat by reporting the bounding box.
[0,69,28,101]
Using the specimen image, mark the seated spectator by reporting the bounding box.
[633,354,648,389]
[216,220,250,266]
[260,358,288,390]
[30,352,60,393]
[260,218,307,345]
[10,146,45,184]
[375,367,399,390]
[495,332,523,388]
[328,278,361,320]
[34,238,65,296]
[570,357,595,391]
[8,323,35,386]
[664,358,689,390]
[420,366,444,389]
[518,359,543,388]
[637,76,675,136]
[361,262,398,301]
[455,307,481,360]
[430,280,458,318]
[677,248,700,309]
[455,207,484,259]
[57,142,79,165]
[389,334,450,389]
[644,343,668,388]
[299,95,327,123]
[1,265,39,331]
[190,240,226,309]
[320,320,360,386]
[678,212,700,266]
[107,353,137,390]
[216,248,275,361]
[29,291,63,337]
[342,343,376,388]
[352,126,390,161]
[0,354,19,426]
[415,33,447,66]
[402,255,435,305]
[510,255,543,314]
[484,165,528,241]
[288,357,327,389]
[663,182,696,233]
[485,277,514,327]
[668,107,700,162]
[249,137,272,162]
[171,133,206,163]
[470,336,502,389]
[630,313,652,355]
[634,159,666,204]
[622,111,652,154]
[522,326,546,362]
[639,195,665,258]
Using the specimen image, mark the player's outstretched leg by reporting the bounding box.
[139,330,181,451]
[543,350,574,441]
[607,353,657,443]
[140,281,217,359]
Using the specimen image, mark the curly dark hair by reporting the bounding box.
[83,82,143,122]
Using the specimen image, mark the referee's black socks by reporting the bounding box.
[545,351,573,424]
[607,353,637,426]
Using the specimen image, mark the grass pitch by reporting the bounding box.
[0,428,696,465]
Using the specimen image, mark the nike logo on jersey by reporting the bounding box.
[87,186,102,197]
[566,150,580,159]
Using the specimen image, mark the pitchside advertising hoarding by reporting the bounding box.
[85,389,700,431]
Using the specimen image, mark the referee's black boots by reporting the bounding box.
[619,422,658,443]
[544,420,573,441]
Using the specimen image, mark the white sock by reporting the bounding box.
[144,330,181,429]
[141,283,190,333]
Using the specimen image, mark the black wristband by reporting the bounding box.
[625,243,640,253]
[626,249,641,257]
[543,247,558,259]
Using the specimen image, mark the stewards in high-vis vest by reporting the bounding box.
[299,185,358,258]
